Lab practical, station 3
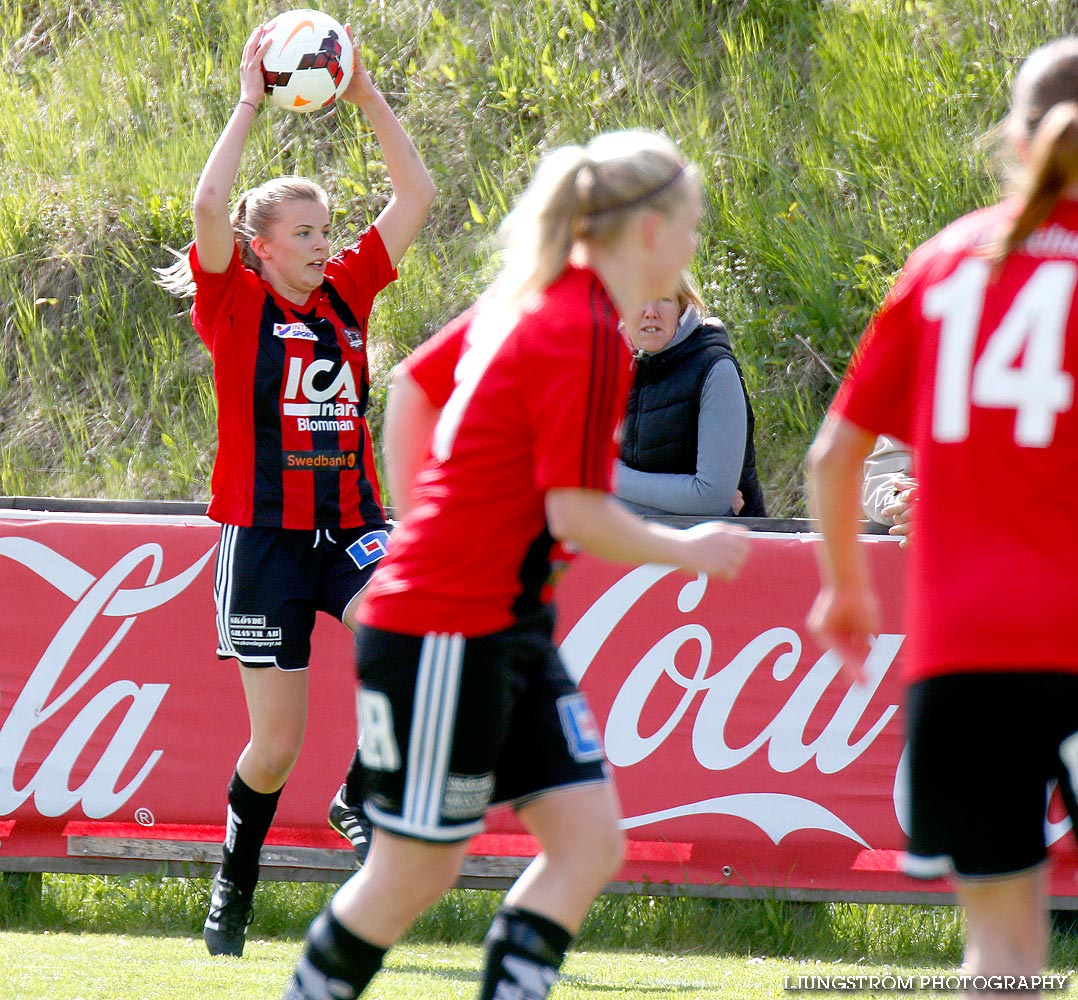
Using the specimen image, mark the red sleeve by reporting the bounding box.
[526,316,632,492]
[189,243,260,351]
[322,226,398,316]
[402,309,476,407]
[830,265,920,444]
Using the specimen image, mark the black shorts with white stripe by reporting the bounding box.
[354,609,608,842]
[214,523,391,670]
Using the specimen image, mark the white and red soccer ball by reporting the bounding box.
[261,9,354,113]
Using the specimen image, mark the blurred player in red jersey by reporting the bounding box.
[281,129,751,1000]
[158,24,435,957]
[807,38,1078,999]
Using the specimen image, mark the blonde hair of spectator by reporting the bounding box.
[676,270,706,315]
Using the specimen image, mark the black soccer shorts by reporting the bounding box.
[354,609,609,842]
[902,670,1078,880]
[213,523,392,670]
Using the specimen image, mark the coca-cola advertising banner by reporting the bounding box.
[1,512,1075,900]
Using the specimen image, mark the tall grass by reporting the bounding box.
[1,0,1076,509]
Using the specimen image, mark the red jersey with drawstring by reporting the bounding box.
[190,227,396,528]
[359,265,633,637]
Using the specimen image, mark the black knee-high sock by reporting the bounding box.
[342,747,365,806]
[220,770,281,896]
[282,909,386,1000]
[477,906,572,1000]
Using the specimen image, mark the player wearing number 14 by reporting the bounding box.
[807,37,1078,998]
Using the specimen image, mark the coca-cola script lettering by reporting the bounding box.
[0,536,215,818]
[561,562,903,847]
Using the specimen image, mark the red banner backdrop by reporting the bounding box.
[0,511,1074,900]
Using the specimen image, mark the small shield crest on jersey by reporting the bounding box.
[344,327,364,350]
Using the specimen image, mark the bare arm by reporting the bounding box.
[192,27,271,274]
[545,488,750,580]
[805,415,881,681]
[381,365,441,518]
[341,35,436,268]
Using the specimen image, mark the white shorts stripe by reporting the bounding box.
[404,635,436,824]
[214,524,238,657]
[428,633,463,827]
[212,524,278,666]
[403,632,464,832]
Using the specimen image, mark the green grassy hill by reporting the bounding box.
[1,0,1071,512]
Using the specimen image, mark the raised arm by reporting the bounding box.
[340,34,436,268]
[192,26,271,274]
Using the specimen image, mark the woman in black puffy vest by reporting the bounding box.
[616,272,766,517]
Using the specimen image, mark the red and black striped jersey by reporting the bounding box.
[359,265,633,637]
[190,226,396,529]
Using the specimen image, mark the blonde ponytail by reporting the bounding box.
[490,129,695,310]
[493,145,591,309]
[231,191,258,271]
[993,101,1078,265]
[154,245,196,297]
[991,38,1078,265]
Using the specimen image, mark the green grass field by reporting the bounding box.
[0,931,973,1000]
[2,874,1078,998]
[3,0,1076,510]
[2,887,1078,995]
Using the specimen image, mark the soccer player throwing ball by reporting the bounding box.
[281,130,750,1000]
[158,23,435,956]
[808,37,1078,998]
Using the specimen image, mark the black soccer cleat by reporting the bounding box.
[327,784,372,863]
[203,872,254,957]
